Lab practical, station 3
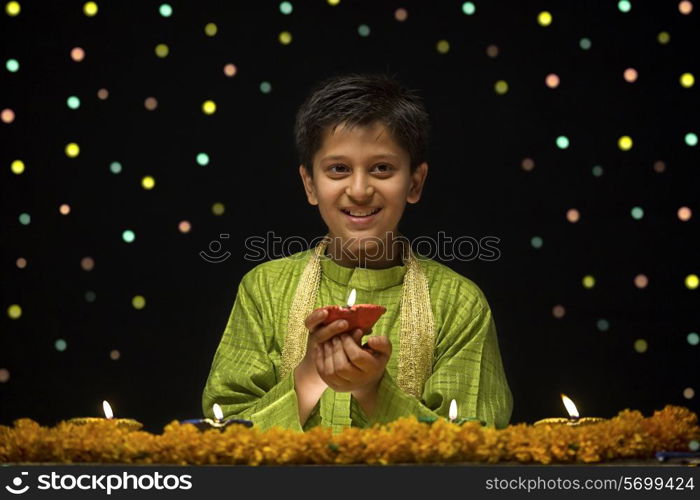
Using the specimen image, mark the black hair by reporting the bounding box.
[294,73,430,176]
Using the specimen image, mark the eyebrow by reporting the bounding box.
[320,153,401,162]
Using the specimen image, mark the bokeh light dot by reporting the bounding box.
[634,339,648,353]
[110,349,121,360]
[65,143,80,158]
[394,8,408,21]
[141,176,155,190]
[6,1,20,16]
[132,295,146,310]
[579,37,592,50]
[97,88,109,100]
[8,304,22,319]
[685,132,698,146]
[680,73,695,88]
[653,160,666,173]
[278,31,292,45]
[618,135,633,151]
[155,44,169,58]
[144,97,158,111]
[11,160,25,174]
[327,0,340,5]
[556,135,570,149]
[582,275,595,289]
[178,220,192,233]
[566,208,580,223]
[280,2,293,15]
[67,96,81,109]
[223,63,237,77]
[537,11,552,26]
[83,2,98,17]
[16,257,27,269]
[691,440,700,451]
[623,67,638,82]
[592,165,604,177]
[683,387,695,399]
[260,81,272,94]
[631,206,644,220]
[71,47,85,62]
[204,22,218,36]
[159,3,173,17]
[196,153,210,166]
[686,274,699,290]
[634,274,648,288]
[122,230,135,243]
[462,2,476,15]
[679,1,693,14]
[494,80,508,94]
[618,0,632,13]
[18,212,30,225]
[110,161,122,174]
[1,108,15,123]
[81,256,95,271]
[597,319,610,332]
[59,204,71,215]
[657,31,670,44]
[486,44,499,58]
[677,206,692,221]
[687,332,699,346]
[85,290,96,303]
[545,73,560,88]
[55,339,67,352]
[521,157,535,171]
[212,202,225,216]
[436,40,450,54]
[0,369,9,383]
[6,58,19,72]
[552,305,565,319]
[530,236,543,249]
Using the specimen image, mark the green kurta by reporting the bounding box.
[202,248,513,433]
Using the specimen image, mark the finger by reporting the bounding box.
[332,336,362,378]
[351,328,364,345]
[314,319,349,343]
[305,308,328,330]
[314,345,324,374]
[366,336,392,356]
[341,334,374,371]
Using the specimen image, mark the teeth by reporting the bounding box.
[346,208,379,217]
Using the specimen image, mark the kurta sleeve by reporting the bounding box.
[364,287,513,429]
[202,269,304,432]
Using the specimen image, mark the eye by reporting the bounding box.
[372,164,393,174]
[328,164,350,174]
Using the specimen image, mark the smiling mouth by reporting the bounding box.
[340,208,382,218]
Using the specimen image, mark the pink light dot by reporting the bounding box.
[59,204,71,215]
[678,206,692,221]
[395,8,408,21]
[144,97,158,110]
[634,274,649,289]
[486,44,499,58]
[521,158,535,171]
[552,305,566,319]
[178,220,192,233]
[97,88,109,100]
[0,369,9,383]
[81,256,95,271]
[679,1,693,14]
[623,67,638,83]
[545,73,560,88]
[653,160,666,173]
[1,108,15,124]
[16,257,27,269]
[71,47,85,62]
[566,208,580,223]
[110,349,121,360]
[223,63,237,77]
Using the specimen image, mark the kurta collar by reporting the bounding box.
[320,253,407,291]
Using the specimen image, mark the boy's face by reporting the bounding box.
[299,121,428,260]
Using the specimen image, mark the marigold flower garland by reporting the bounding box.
[1,405,697,465]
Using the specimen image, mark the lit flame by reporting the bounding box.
[213,403,224,421]
[449,399,458,421]
[102,400,113,419]
[347,288,356,307]
[560,394,579,419]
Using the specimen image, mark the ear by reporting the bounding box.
[407,162,428,204]
[299,164,319,206]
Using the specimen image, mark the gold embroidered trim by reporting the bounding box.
[280,236,435,399]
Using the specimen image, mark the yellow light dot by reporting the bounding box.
[327,0,341,5]
[436,40,450,54]
[204,22,218,36]
[618,136,633,151]
[537,11,552,27]
[634,339,648,353]
[141,176,155,190]
[494,80,509,94]
[657,31,671,44]
[155,43,169,58]
[65,143,80,158]
[6,1,21,16]
[686,274,699,290]
[202,100,217,115]
[279,31,292,45]
[8,304,22,319]
[11,159,25,174]
[59,204,71,215]
[212,202,225,216]
[582,275,595,288]
[83,1,98,17]
[132,295,146,310]
[680,72,695,88]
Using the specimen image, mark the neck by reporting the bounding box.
[324,233,409,269]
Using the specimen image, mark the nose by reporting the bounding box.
[345,171,375,200]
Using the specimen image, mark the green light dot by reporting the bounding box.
[6,58,19,72]
[556,136,570,149]
[196,153,210,166]
[55,339,67,352]
[122,230,135,243]
[67,96,81,109]
[358,24,370,37]
[597,319,610,331]
[579,38,592,50]
[685,132,698,146]
[690,440,700,452]
[634,339,648,353]
[110,161,122,174]
[462,2,476,15]
[688,332,699,346]
[280,1,293,14]
[592,165,604,177]
[19,212,31,225]
[260,81,272,94]
[85,290,97,303]
[582,275,595,288]
[530,236,543,249]
[159,3,173,17]
[618,0,632,13]
[631,206,644,220]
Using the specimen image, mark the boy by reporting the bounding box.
[202,73,513,433]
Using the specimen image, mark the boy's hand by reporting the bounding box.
[314,329,392,394]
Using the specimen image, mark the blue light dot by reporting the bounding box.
[280,1,293,14]
[122,230,136,243]
[597,319,610,332]
[688,332,699,346]
[358,24,370,37]
[462,2,476,15]
[631,206,644,220]
[55,339,67,352]
[6,58,19,72]
[110,161,122,174]
[159,4,173,17]
[556,136,570,149]
[85,290,97,303]
[196,153,210,166]
[685,133,698,146]
[618,0,632,13]
[67,96,81,109]
[530,236,543,249]
[579,38,592,50]
[260,81,272,94]
[19,213,31,225]
[592,165,604,177]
